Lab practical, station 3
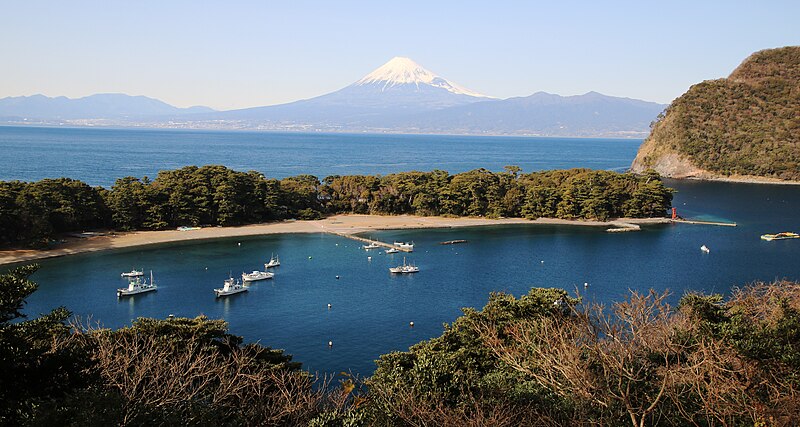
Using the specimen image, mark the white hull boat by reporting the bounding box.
[121,268,144,278]
[118,271,157,297]
[214,277,248,297]
[363,243,381,250]
[393,241,414,251]
[242,270,274,282]
[265,254,281,268]
[389,257,419,274]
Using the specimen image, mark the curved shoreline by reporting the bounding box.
[0,214,671,266]
[676,175,800,186]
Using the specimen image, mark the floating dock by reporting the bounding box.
[326,231,413,252]
[440,239,468,245]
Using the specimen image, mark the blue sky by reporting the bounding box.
[1,1,798,110]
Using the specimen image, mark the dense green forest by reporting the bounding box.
[0,165,673,247]
[634,46,800,180]
[2,265,798,426]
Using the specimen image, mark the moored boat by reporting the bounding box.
[363,243,381,250]
[214,277,248,297]
[389,257,419,274]
[700,245,710,253]
[393,241,414,251]
[265,254,281,268]
[117,271,157,297]
[120,268,144,278]
[385,247,399,254]
[761,232,800,241]
[242,270,274,282]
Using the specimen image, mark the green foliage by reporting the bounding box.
[0,178,109,247]
[365,288,577,424]
[324,167,672,221]
[0,264,89,426]
[642,46,800,180]
[682,282,800,373]
[4,264,800,425]
[0,166,673,248]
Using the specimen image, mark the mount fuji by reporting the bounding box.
[212,57,492,124]
[201,57,665,136]
[0,57,668,137]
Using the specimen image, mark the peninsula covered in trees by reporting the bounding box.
[0,165,672,247]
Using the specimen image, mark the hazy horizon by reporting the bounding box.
[2,1,799,110]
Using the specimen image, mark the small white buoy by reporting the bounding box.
[327,303,332,309]
[335,243,339,246]
[541,260,545,264]
[308,256,313,259]
[237,242,241,246]
[335,275,340,279]
[205,267,208,270]
[584,282,589,288]
[328,340,333,347]
[409,321,414,327]
[367,256,372,260]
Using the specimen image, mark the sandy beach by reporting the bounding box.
[0,214,670,266]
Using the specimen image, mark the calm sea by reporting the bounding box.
[0,125,639,186]
[4,126,800,376]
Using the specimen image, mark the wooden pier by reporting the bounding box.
[326,231,413,252]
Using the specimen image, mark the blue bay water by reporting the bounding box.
[0,126,639,186]
[3,126,800,376]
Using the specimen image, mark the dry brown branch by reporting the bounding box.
[478,289,710,427]
[60,322,326,426]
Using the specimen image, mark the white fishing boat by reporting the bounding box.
[700,245,710,253]
[242,270,274,282]
[389,257,419,274]
[385,247,399,254]
[117,271,157,297]
[363,243,381,250]
[120,268,144,278]
[393,241,414,251]
[265,254,281,268]
[214,276,248,297]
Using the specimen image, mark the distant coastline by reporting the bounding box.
[0,122,650,139]
[0,214,670,266]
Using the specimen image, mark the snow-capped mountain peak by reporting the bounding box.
[354,56,490,98]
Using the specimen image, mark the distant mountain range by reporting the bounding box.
[0,93,214,121]
[0,57,667,137]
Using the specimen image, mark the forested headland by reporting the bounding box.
[632,46,800,181]
[2,265,798,426]
[0,165,673,247]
